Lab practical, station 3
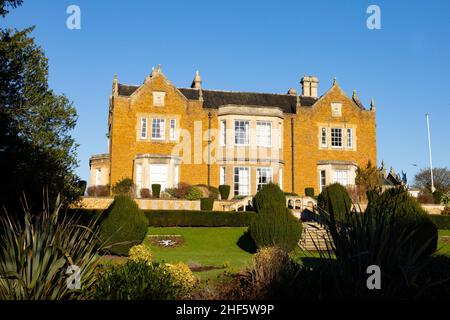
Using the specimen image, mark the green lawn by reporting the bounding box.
[438,229,450,255]
[143,227,255,281]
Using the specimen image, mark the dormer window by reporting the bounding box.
[152,91,166,106]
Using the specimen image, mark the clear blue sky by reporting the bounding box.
[1,0,449,184]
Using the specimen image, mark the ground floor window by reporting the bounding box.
[234,167,250,196]
[95,168,101,186]
[256,167,273,191]
[278,168,283,190]
[220,166,226,186]
[333,170,348,186]
[319,170,326,192]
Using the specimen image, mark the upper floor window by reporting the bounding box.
[169,119,176,141]
[256,121,272,147]
[278,122,283,148]
[234,120,249,145]
[220,120,226,146]
[152,118,165,140]
[140,117,147,139]
[152,91,166,106]
[331,128,342,148]
[347,128,353,149]
[321,127,327,147]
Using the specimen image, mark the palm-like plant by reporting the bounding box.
[0,194,101,299]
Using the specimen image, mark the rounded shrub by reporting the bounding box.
[367,188,438,257]
[112,178,135,196]
[186,186,203,200]
[165,262,197,294]
[317,183,352,222]
[219,185,231,200]
[252,183,286,213]
[200,197,214,211]
[151,184,161,198]
[304,187,315,198]
[99,195,148,256]
[128,244,152,265]
[91,261,182,300]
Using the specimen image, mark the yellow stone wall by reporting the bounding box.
[104,73,376,197]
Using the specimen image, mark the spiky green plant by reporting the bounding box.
[0,195,101,300]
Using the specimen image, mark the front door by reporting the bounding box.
[149,164,168,191]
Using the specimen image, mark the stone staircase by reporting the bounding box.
[298,221,333,251]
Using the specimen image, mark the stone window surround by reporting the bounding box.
[318,123,357,151]
[317,160,357,189]
[134,154,181,193]
[136,113,180,143]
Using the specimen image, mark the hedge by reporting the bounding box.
[144,210,256,227]
[429,215,450,230]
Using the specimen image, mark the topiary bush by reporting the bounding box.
[200,197,214,211]
[304,187,315,198]
[249,183,301,252]
[252,183,286,213]
[219,185,231,200]
[249,206,302,252]
[112,178,135,197]
[433,190,443,204]
[317,183,352,222]
[186,186,203,200]
[99,195,148,256]
[151,184,161,199]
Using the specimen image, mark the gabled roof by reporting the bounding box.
[117,83,317,114]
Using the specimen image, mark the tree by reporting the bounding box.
[355,160,381,202]
[414,167,450,195]
[0,27,81,210]
[0,0,23,17]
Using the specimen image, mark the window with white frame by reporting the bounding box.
[220,166,226,186]
[174,165,179,186]
[220,120,226,146]
[140,117,147,139]
[136,164,142,196]
[320,170,326,192]
[347,128,353,149]
[152,118,165,140]
[152,91,166,106]
[321,127,327,147]
[256,121,272,147]
[256,167,272,191]
[234,120,249,145]
[234,167,250,196]
[169,119,176,141]
[333,170,348,186]
[331,128,342,147]
[278,168,283,189]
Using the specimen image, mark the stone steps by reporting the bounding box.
[298,222,333,251]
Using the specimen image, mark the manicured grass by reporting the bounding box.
[437,229,450,255]
[143,227,255,281]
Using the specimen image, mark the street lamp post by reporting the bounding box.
[425,113,435,193]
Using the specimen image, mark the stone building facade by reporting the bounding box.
[89,66,377,198]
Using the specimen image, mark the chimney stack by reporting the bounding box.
[300,75,319,97]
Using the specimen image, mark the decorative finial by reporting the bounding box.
[352,90,357,98]
[390,166,395,175]
[191,70,202,89]
[157,64,161,72]
[333,77,337,85]
[370,98,376,111]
